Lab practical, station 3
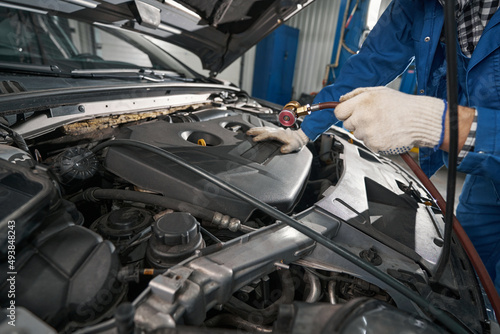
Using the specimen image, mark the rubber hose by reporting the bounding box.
[224,269,295,325]
[436,0,460,284]
[73,187,216,222]
[315,102,340,110]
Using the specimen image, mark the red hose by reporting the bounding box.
[316,102,340,110]
[400,153,500,317]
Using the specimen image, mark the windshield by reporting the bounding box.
[0,5,198,78]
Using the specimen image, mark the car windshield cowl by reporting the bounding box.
[70,68,196,83]
[0,62,203,83]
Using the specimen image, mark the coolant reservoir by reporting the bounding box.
[146,212,204,268]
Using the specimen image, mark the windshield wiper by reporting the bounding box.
[70,68,195,82]
[0,62,63,76]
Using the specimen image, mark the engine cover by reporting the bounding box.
[104,113,312,221]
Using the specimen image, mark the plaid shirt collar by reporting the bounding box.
[439,0,500,57]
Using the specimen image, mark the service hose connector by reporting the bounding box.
[279,101,305,127]
[279,101,340,127]
[279,108,296,127]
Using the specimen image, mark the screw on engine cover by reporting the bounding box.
[359,247,383,266]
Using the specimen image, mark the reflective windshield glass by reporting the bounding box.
[0,5,197,78]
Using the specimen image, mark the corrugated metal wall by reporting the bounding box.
[287,0,341,99]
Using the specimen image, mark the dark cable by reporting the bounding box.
[92,139,469,334]
[433,0,460,282]
[0,123,31,155]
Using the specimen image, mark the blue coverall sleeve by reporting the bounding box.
[457,107,500,181]
[301,0,418,141]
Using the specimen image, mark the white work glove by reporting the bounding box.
[246,127,309,153]
[335,86,446,155]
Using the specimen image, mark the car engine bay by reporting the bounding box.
[0,92,491,333]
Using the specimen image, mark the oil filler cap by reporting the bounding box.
[153,212,199,245]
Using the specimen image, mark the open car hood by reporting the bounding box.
[2,0,313,74]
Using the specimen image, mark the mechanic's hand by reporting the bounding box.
[246,127,309,153]
[334,86,446,154]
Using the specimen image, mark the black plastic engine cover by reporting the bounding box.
[0,222,124,330]
[104,113,312,221]
[0,158,57,257]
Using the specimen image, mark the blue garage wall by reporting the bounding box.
[251,25,299,105]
